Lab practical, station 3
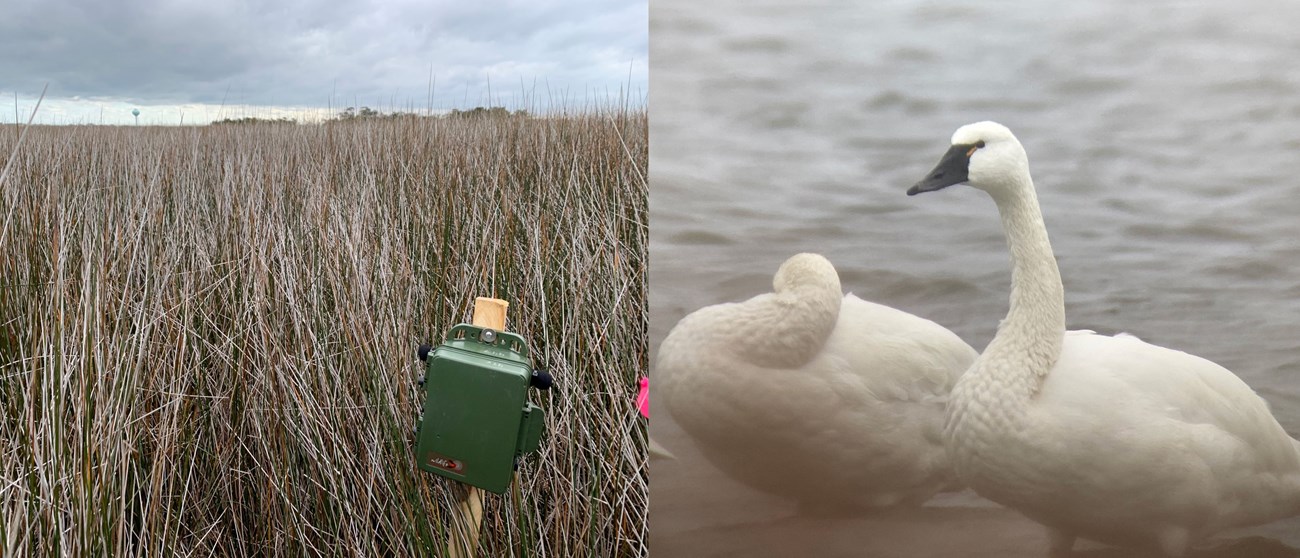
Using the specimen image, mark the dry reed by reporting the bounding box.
[0,108,648,557]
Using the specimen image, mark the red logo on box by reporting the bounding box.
[426,452,465,474]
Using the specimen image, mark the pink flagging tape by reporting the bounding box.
[636,377,650,419]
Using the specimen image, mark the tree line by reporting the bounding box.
[209,106,528,126]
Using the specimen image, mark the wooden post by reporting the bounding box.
[447,297,509,558]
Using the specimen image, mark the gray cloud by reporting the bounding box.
[1,0,646,112]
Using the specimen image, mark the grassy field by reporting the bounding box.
[0,108,648,557]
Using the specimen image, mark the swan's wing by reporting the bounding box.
[660,293,976,401]
[831,294,977,401]
[1044,332,1300,473]
[656,292,978,506]
[810,295,976,495]
[659,294,975,426]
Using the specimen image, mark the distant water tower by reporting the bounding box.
[132,108,140,125]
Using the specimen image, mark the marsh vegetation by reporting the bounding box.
[0,107,648,557]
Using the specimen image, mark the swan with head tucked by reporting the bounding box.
[908,121,1300,556]
[657,252,977,512]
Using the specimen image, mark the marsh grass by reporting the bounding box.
[0,109,648,557]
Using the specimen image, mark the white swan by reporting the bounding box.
[908,121,1300,556]
[657,253,977,512]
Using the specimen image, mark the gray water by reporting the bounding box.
[650,1,1300,555]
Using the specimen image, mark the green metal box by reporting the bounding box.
[416,324,547,494]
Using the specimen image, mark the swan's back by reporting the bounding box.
[658,254,977,510]
[1052,333,1298,471]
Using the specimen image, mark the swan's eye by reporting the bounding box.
[976,140,986,148]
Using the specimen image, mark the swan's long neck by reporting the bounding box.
[960,172,1065,416]
[987,179,1066,387]
[734,278,842,369]
[946,167,1066,486]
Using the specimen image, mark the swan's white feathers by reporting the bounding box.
[929,121,1300,555]
[1045,333,1300,474]
[658,255,977,510]
[981,330,1300,543]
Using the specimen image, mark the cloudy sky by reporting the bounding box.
[1,0,647,125]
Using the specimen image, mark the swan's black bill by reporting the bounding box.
[907,143,976,196]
